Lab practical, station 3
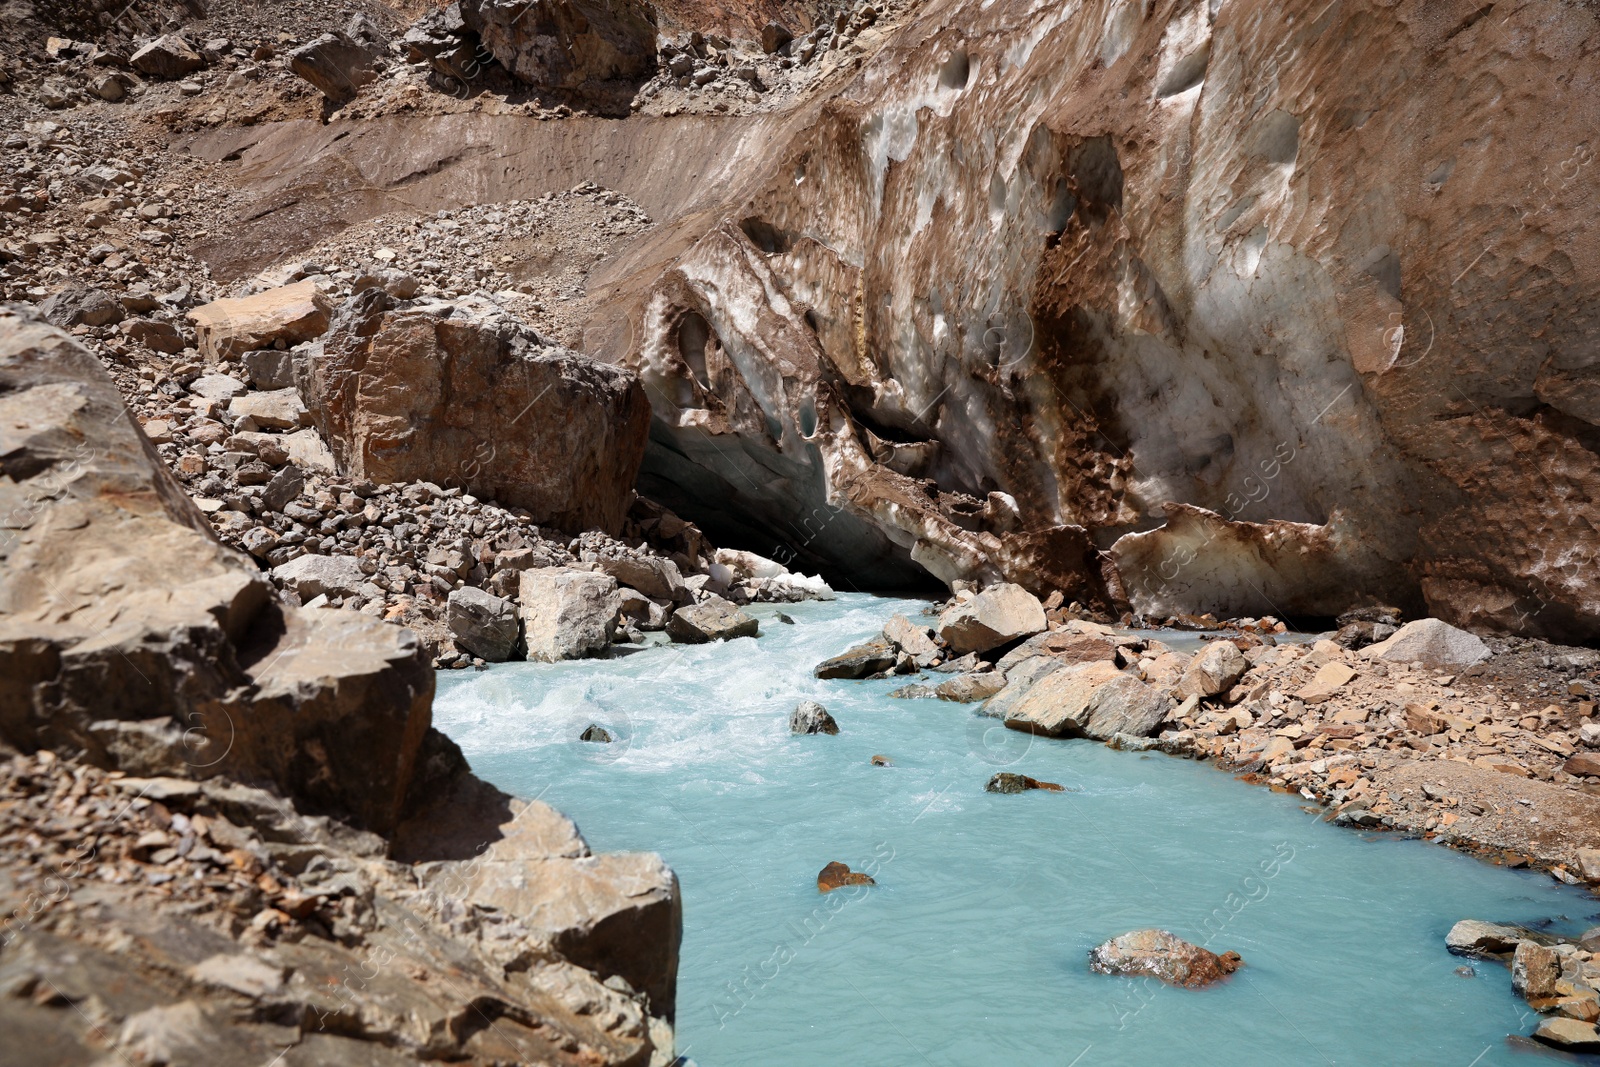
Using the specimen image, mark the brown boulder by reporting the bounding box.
[1089,929,1243,988]
[985,772,1064,793]
[937,583,1047,654]
[461,0,658,94]
[1565,752,1600,778]
[302,295,648,534]
[188,280,332,361]
[817,861,875,893]
[0,309,429,834]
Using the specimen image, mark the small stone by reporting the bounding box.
[870,755,891,766]
[817,861,874,893]
[985,772,1064,793]
[580,724,613,743]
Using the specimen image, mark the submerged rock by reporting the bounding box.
[985,772,1064,794]
[580,724,614,743]
[666,596,759,643]
[790,701,839,735]
[870,755,892,766]
[1088,929,1243,988]
[817,861,875,893]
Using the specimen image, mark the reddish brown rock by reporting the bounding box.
[817,861,875,893]
[1565,753,1600,778]
[1089,929,1243,989]
[303,295,649,534]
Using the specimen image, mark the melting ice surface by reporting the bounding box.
[435,594,1599,1066]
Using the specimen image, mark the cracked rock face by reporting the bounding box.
[301,292,651,536]
[619,0,1600,636]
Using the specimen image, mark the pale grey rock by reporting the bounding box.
[272,553,367,601]
[519,568,619,662]
[1363,618,1490,669]
[665,596,758,644]
[1176,641,1247,701]
[789,700,838,735]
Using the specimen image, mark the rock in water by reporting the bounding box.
[1362,618,1490,670]
[817,861,875,893]
[813,637,897,679]
[666,596,759,643]
[447,586,519,663]
[790,701,839,735]
[1088,930,1243,988]
[1533,1018,1600,1053]
[1445,920,1557,958]
[518,568,619,662]
[580,724,613,743]
[985,773,1064,793]
[937,584,1047,654]
[302,293,649,534]
[870,755,892,766]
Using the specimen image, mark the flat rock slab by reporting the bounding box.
[1298,661,1357,704]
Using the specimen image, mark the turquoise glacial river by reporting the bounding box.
[435,594,1600,1066]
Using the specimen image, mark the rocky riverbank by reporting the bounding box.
[819,583,1600,880]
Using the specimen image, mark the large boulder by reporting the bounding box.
[1363,618,1491,670]
[595,554,686,602]
[518,568,619,662]
[789,700,838,735]
[1003,661,1158,738]
[1089,929,1243,988]
[460,0,657,92]
[666,596,759,643]
[814,637,897,679]
[427,802,681,1017]
[131,34,203,79]
[301,294,649,534]
[0,309,430,834]
[271,553,367,601]
[188,280,332,361]
[937,583,1047,654]
[448,586,519,662]
[288,32,380,104]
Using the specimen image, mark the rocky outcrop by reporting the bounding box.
[0,310,681,1060]
[301,293,650,535]
[461,0,658,110]
[611,0,1600,639]
[1089,929,1243,988]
